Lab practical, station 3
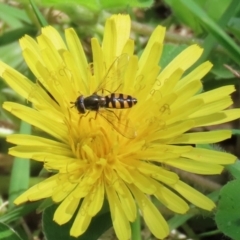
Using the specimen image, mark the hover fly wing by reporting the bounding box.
[99,109,136,139]
[95,53,130,94]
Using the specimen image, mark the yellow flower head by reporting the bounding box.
[0,14,239,239]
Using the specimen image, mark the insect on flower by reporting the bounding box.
[71,54,138,139]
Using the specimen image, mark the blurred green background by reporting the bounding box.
[0,0,240,239]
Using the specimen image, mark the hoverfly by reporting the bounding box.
[71,54,138,139]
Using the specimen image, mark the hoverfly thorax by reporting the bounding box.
[83,94,106,111]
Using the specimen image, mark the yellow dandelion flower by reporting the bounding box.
[1,14,240,240]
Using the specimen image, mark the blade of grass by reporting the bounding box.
[179,0,240,65]
[29,0,48,27]
[0,223,23,240]
[9,121,31,208]
[0,3,31,28]
[0,202,41,223]
[196,0,240,64]
[0,27,37,46]
[198,0,239,63]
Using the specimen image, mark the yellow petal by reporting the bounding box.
[154,183,189,214]
[151,120,195,141]
[165,157,223,174]
[70,201,92,237]
[158,45,203,86]
[54,193,80,224]
[166,99,204,125]
[128,170,157,194]
[113,14,131,56]
[3,102,68,143]
[182,147,236,164]
[113,178,136,221]
[192,112,227,127]
[194,85,235,103]
[190,96,233,118]
[172,181,216,210]
[106,186,131,240]
[139,26,165,71]
[137,162,179,185]
[41,26,67,50]
[87,180,104,216]
[102,14,130,65]
[214,109,240,125]
[7,134,69,148]
[176,61,212,88]
[14,175,59,205]
[9,146,73,159]
[172,80,202,107]
[171,130,231,144]
[129,184,169,239]
[65,28,88,85]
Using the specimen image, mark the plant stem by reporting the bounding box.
[131,208,142,240]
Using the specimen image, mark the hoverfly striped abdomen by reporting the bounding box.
[105,93,137,109]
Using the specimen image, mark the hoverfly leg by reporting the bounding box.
[94,110,99,120]
[88,109,99,122]
[83,111,90,118]
[78,111,90,123]
[101,83,122,95]
[113,83,122,93]
[77,111,90,127]
[70,102,75,109]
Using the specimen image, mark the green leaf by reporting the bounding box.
[0,3,31,28]
[43,204,112,240]
[215,179,240,240]
[9,121,31,208]
[228,17,240,39]
[0,223,23,240]
[226,160,240,179]
[209,51,237,79]
[232,129,240,135]
[0,42,23,69]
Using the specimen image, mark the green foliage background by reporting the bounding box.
[0,0,240,239]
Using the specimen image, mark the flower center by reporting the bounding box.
[67,112,119,166]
